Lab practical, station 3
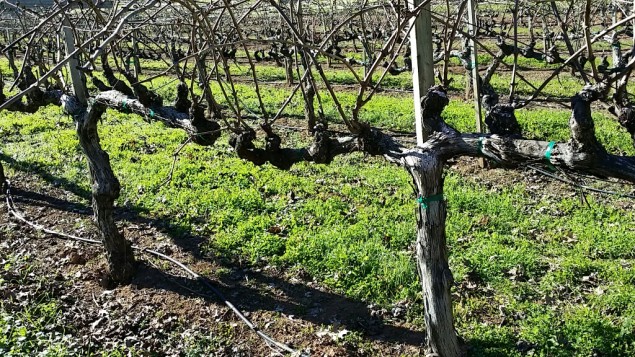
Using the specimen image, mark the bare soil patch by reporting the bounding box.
[1,171,427,356]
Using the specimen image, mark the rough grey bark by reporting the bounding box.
[303,81,318,132]
[394,86,461,356]
[299,51,320,133]
[52,84,225,285]
[285,58,295,85]
[195,55,223,120]
[65,95,136,284]
[93,90,221,146]
[294,0,320,133]
[300,60,323,133]
[403,151,461,357]
[380,85,635,355]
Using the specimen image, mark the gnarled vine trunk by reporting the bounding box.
[71,97,136,284]
[404,151,461,357]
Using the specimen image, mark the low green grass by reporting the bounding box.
[0,249,77,356]
[2,74,635,355]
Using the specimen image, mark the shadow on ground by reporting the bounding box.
[1,156,427,350]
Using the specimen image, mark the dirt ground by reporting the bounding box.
[2,155,632,356]
[0,171,429,356]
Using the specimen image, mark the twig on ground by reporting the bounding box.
[2,181,302,356]
[527,164,635,199]
[156,137,192,190]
